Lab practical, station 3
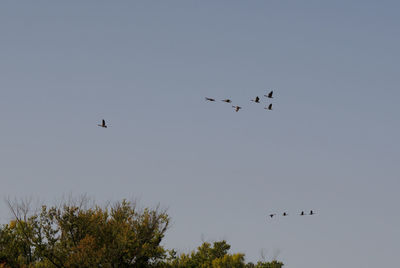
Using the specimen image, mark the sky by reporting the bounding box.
[1,1,400,267]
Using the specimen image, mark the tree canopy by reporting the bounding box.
[0,198,283,268]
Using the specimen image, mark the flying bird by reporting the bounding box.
[222,99,232,103]
[205,97,215,102]
[282,212,288,216]
[264,104,273,110]
[232,106,242,112]
[268,214,276,219]
[251,96,260,103]
[300,211,305,216]
[309,210,315,215]
[265,91,273,98]
[98,119,107,128]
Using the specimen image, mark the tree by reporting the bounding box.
[0,198,169,267]
[0,197,283,268]
[163,240,283,268]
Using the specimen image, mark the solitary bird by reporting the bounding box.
[300,211,305,216]
[222,99,232,103]
[265,91,273,98]
[269,214,276,219]
[264,104,273,110]
[309,210,315,215]
[205,97,215,102]
[283,212,288,216]
[98,119,107,128]
[251,96,260,103]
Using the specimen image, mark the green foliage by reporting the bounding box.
[163,240,235,267]
[162,240,283,268]
[0,200,169,267]
[0,199,283,268]
[246,260,284,268]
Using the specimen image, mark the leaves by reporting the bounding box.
[0,199,282,268]
[0,199,169,267]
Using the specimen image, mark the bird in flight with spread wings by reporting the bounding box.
[98,119,107,128]
[232,106,242,112]
[251,96,260,103]
[265,90,273,99]
[222,99,232,103]
[264,104,273,111]
[205,97,215,102]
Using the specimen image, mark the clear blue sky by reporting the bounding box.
[1,1,399,267]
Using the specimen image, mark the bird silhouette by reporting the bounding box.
[97,119,107,128]
[251,96,260,103]
[222,99,232,103]
[264,104,273,110]
[268,214,276,219]
[265,91,273,98]
[232,106,242,112]
[300,211,305,216]
[309,210,315,215]
[205,97,215,102]
[282,212,288,216]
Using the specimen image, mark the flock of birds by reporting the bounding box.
[205,90,275,112]
[268,210,316,219]
[96,91,318,223]
[97,90,276,128]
